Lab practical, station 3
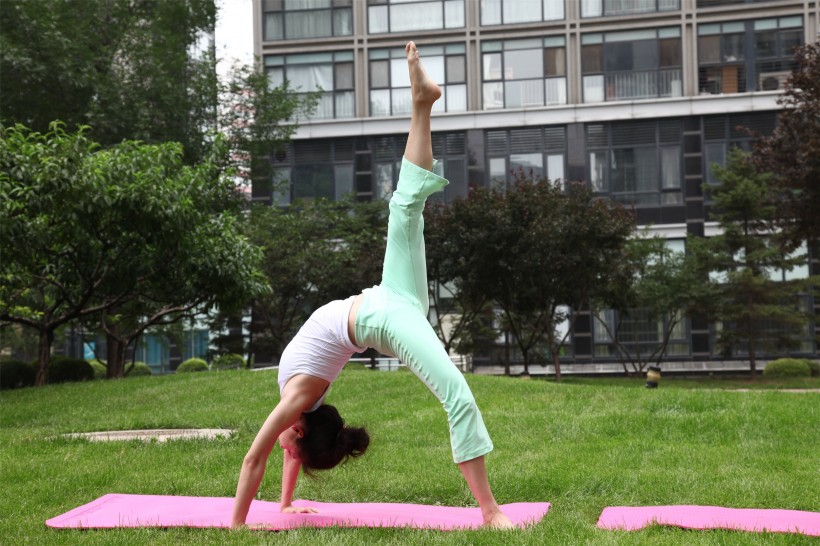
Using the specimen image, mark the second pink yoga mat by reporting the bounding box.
[46,494,550,530]
[597,505,820,536]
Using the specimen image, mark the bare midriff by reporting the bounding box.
[347,293,364,347]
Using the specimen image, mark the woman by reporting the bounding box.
[231,42,513,529]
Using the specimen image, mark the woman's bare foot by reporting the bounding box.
[483,510,515,529]
[406,41,441,106]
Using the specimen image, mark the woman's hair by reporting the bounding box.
[297,404,369,475]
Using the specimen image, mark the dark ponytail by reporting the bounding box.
[297,404,369,475]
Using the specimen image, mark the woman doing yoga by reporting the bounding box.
[231,41,513,529]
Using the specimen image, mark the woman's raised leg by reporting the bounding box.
[379,42,447,312]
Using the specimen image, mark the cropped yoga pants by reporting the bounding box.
[354,158,493,464]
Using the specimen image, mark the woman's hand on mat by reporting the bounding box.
[281,505,319,514]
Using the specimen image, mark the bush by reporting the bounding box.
[89,359,107,379]
[764,358,812,378]
[177,358,209,373]
[805,360,820,377]
[0,360,36,390]
[211,353,246,370]
[47,356,94,384]
[125,362,153,377]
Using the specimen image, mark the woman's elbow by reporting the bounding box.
[242,451,265,472]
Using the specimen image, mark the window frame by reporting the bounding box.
[262,0,353,41]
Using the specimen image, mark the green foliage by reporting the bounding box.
[0,0,218,164]
[46,356,93,384]
[764,358,813,378]
[125,362,153,377]
[753,42,820,243]
[88,359,107,379]
[806,360,820,377]
[693,148,816,375]
[1,371,818,544]
[0,360,35,390]
[220,62,318,190]
[177,358,209,373]
[248,198,386,359]
[0,123,267,383]
[211,353,246,370]
[425,174,635,376]
[594,235,717,375]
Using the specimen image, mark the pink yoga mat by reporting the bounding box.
[46,494,550,530]
[597,505,820,536]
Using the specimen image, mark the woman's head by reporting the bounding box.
[296,404,369,474]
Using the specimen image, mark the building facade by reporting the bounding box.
[252,0,819,373]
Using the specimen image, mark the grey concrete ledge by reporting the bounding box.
[61,429,235,442]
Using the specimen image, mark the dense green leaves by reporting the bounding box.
[0,0,217,164]
[425,174,635,377]
[0,124,266,383]
[247,198,386,360]
[753,42,820,244]
[692,148,816,375]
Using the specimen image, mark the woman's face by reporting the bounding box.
[279,421,304,460]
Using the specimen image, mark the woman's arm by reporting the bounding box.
[230,401,302,527]
[279,450,317,513]
[230,375,329,527]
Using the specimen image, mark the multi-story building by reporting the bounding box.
[252,0,819,373]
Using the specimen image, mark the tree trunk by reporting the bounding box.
[503,330,510,376]
[35,329,54,387]
[106,331,127,379]
[749,340,757,378]
[521,349,530,376]
[552,350,562,382]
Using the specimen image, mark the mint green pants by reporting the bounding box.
[354,158,493,464]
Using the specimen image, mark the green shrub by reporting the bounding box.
[0,360,36,390]
[125,362,153,377]
[177,358,209,373]
[88,359,107,379]
[805,360,820,377]
[764,358,812,378]
[47,356,94,384]
[211,353,246,370]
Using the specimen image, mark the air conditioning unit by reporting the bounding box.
[758,71,791,91]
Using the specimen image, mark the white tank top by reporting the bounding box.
[277,295,367,412]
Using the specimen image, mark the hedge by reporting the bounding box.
[211,353,246,370]
[125,362,153,377]
[0,360,36,390]
[177,358,209,373]
[46,356,94,384]
[764,358,812,378]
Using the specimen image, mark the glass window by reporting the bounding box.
[264,53,355,119]
[263,0,352,40]
[583,27,681,102]
[368,0,465,33]
[487,127,566,189]
[699,18,804,94]
[482,38,566,109]
[481,0,564,25]
[588,121,684,205]
[446,55,466,83]
[583,0,680,17]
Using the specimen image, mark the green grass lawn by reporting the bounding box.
[1,368,818,545]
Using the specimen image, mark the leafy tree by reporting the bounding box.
[753,42,820,245]
[0,123,266,384]
[692,148,815,376]
[424,200,495,359]
[427,172,634,378]
[247,198,386,362]
[594,236,715,376]
[0,0,218,164]
[219,62,318,195]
